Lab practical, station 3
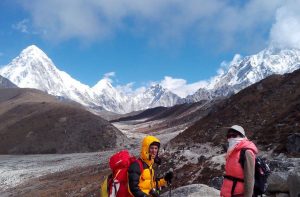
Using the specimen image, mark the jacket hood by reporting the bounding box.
[140,136,160,166]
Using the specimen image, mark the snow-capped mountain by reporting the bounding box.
[1,45,300,113]
[131,84,181,111]
[91,78,130,113]
[187,47,300,102]
[0,45,98,107]
[0,45,179,113]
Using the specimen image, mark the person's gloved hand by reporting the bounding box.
[149,188,160,197]
[164,171,174,183]
[154,155,162,165]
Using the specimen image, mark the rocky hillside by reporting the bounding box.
[169,68,300,155]
[152,69,300,195]
[0,88,128,154]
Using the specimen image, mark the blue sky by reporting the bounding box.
[1,0,300,97]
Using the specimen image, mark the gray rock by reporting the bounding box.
[287,167,300,197]
[160,184,219,197]
[269,159,295,172]
[275,193,290,197]
[208,176,223,190]
[267,172,289,192]
[286,133,300,154]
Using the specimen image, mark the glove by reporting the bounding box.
[149,188,160,197]
[164,171,174,183]
[154,156,162,165]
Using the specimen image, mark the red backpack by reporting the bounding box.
[101,150,143,197]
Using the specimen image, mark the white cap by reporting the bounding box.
[229,125,246,137]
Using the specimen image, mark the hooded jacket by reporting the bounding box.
[220,139,258,197]
[128,136,166,196]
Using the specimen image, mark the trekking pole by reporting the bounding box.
[167,168,173,197]
[168,182,172,197]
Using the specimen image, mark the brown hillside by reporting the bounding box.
[170,69,300,153]
[0,88,128,154]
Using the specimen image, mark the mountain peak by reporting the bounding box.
[20,45,47,57]
[92,78,113,92]
[146,84,165,94]
[150,83,163,89]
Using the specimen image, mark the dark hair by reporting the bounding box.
[227,129,243,137]
[150,142,160,148]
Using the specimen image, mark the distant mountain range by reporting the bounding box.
[186,48,300,102]
[1,45,300,113]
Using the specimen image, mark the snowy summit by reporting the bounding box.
[1,45,300,113]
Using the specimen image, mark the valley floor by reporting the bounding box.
[2,119,298,197]
[0,119,182,196]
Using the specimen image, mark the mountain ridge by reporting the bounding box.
[1,45,300,113]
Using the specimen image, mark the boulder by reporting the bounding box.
[287,167,300,197]
[161,184,219,197]
[286,133,300,154]
[269,159,295,173]
[208,176,223,190]
[267,172,289,192]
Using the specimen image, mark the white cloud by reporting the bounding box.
[99,72,115,84]
[270,0,300,49]
[116,82,147,96]
[217,53,242,75]
[103,72,115,79]
[160,76,208,98]
[116,82,134,94]
[12,19,30,33]
[19,0,287,51]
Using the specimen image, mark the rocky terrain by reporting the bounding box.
[160,69,300,196]
[0,152,110,197]
[170,69,300,155]
[0,88,128,154]
[1,69,300,196]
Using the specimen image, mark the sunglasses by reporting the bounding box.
[226,133,239,139]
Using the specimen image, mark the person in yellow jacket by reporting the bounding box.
[128,136,173,197]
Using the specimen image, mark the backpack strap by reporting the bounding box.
[110,169,121,195]
[224,175,244,196]
[239,148,256,168]
[106,174,113,194]
[136,158,144,172]
[115,169,121,178]
[239,148,247,168]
